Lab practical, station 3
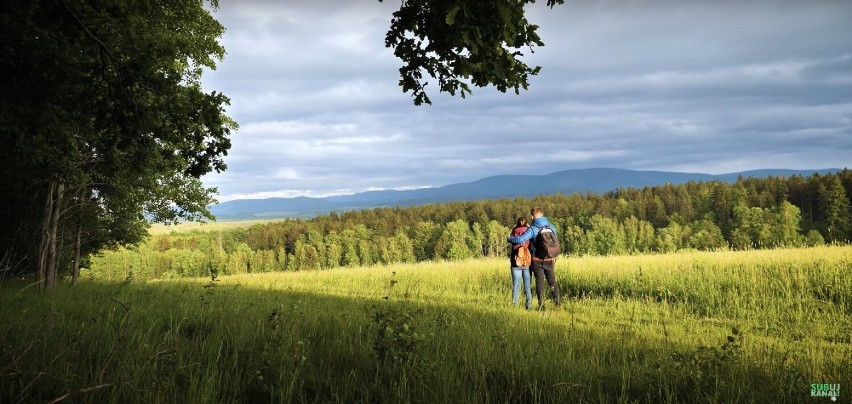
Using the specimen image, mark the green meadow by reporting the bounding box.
[2,246,850,403]
[147,218,293,235]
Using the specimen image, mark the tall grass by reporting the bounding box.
[147,218,291,235]
[1,246,850,403]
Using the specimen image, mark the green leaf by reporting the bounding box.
[446,5,461,26]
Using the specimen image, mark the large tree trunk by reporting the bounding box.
[45,182,64,291]
[38,181,64,292]
[37,182,56,292]
[71,219,82,285]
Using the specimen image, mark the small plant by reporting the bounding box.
[665,327,743,398]
[371,304,425,363]
[122,270,134,284]
[200,277,219,309]
[432,310,454,337]
[688,327,741,365]
[267,308,281,331]
[383,271,398,300]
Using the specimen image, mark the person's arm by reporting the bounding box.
[507,227,535,244]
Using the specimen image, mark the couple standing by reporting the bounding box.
[507,207,561,310]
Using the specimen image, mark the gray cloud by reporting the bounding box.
[201,0,852,201]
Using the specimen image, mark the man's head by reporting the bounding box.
[530,207,543,218]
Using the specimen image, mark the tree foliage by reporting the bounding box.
[820,176,852,241]
[86,171,851,280]
[382,0,565,104]
[0,0,234,289]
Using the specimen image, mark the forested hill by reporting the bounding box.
[211,168,838,220]
[87,169,852,280]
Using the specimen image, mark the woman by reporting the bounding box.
[509,217,533,309]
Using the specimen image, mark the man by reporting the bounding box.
[507,207,561,309]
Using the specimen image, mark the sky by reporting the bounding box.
[199,0,852,202]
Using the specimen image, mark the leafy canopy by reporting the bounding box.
[0,0,235,277]
[382,0,565,105]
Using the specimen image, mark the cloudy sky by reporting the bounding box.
[200,0,852,202]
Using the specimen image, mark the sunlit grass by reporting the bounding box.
[148,218,293,235]
[2,246,850,403]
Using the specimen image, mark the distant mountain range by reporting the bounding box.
[210,168,838,220]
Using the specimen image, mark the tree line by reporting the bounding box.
[83,171,851,280]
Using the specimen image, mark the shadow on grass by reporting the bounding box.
[0,279,841,403]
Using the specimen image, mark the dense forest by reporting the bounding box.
[77,170,852,280]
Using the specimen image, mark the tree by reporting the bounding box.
[621,216,654,254]
[468,222,485,258]
[708,182,736,239]
[340,229,361,267]
[805,230,826,247]
[1,0,234,290]
[588,215,623,255]
[561,222,590,256]
[484,220,510,258]
[434,220,474,260]
[358,239,374,267]
[688,220,726,251]
[412,221,442,261]
[819,176,851,242]
[323,232,344,269]
[381,0,565,105]
[768,202,803,247]
[731,204,771,249]
[655,222,683,253]
[394,230,416,263]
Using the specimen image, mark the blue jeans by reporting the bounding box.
[511,266,532,309]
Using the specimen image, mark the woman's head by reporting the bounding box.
[516,217,528,227]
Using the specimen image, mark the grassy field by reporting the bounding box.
[148,218,293,235]
[1,246,850,403]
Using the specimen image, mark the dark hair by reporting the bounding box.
[516,217,528,227]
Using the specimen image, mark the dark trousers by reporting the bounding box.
[531,260,560,309]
